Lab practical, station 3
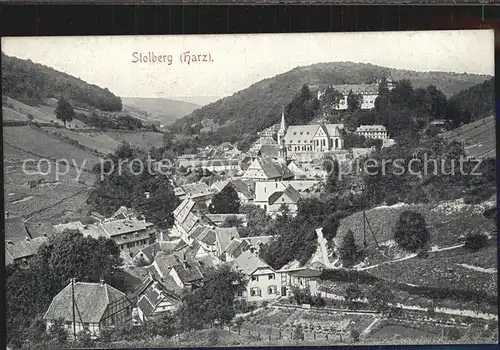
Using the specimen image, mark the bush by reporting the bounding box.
[464,233,488,250]
[393,210,430,252]
[293,325,304,341]
[446,327,461,340]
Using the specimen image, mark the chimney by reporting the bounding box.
[99,278,105,286]
[25,236,30,242]
[5,211,9,218]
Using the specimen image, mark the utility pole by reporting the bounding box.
[71,278,76,338]
[360,182,367,248]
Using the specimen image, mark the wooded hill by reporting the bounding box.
[172,62,491,141]
[2,53,122,112]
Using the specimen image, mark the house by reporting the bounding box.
[178,182,214,205]
[355,125,388,140]
[250,136,277,152]
[278,267,322,297]
[5,236,48,267]
[254,181,301,216]
[173,199,203,242]
[221,238,250,262]
[135,276,181,322]
[317,79,394,110]
[242,235,273,254]
[151,252,205,291]
[43,280,132,337]
[211,179,255,205]
[257,124,280,138]
[5,217,54,267]
[132,240,178,266]
[232,251,281,302]
[100,219,155,254]
[202,159,240,173]
[204,214,247,227]
[242,157,294,181]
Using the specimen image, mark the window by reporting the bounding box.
[268,285,277,294]
[251,275,258,282]
[250,287,261,296]
[268,273,275,280]
[237,291,243,297]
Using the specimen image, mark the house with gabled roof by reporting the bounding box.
[231,251,281,302]
[135,276,181,322]
[43,280,132,337]
[254,181,301,217]
[242,157,294,181]
[5,236,48,268]
[151,252,205,292]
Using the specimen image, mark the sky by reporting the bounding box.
[2,30,494,106]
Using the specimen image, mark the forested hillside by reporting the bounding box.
[447,77,495,123]
[172,62,491,143]
[2,53,122,111]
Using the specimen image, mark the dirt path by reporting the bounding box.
[360,317,380,337]
[457,263,497,274]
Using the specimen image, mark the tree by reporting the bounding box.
[55,97,75,127]
[344,284,363,309]
[323,156,339,193]
[367,281,394,313]
[239,204,272,237]
[350,329,360,342]
[29,229,125,309]
[48,318,69,345]
[209,185,241,214]
[393,210,430,252]
[222,215,244,228]
[339,230,358,267]
[293,324,305,342]
[464,233,488,251]
[347,90,362,112]
[320,86,344,118]
[177,265,247,330]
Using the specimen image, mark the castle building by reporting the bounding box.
[317,78,395,111]
[355,125,388,140]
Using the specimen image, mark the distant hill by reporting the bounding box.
[1,53,122,111]
[121,97,200,126]
[173,62,491,140]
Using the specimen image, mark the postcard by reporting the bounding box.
[2,30,496,348]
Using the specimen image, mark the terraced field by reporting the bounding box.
[3,127,97,221]
[440,116,495,158]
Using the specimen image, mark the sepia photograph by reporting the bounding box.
[2,30,497,348]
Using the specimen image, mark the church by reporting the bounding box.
[276,110,345,160]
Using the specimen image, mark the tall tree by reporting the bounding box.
[347,90,362,112]
[367,281,394,313]
[55,97,75,127]
[339,229,358,267]
[208,185,241,214]
[393,210,430,252]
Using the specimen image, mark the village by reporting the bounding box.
[3,31,497,348]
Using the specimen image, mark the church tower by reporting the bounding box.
[277,106,286,145]
[278,106,287,165]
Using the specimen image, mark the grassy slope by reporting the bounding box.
[103,130,165,151]
[333,197,497,299]
[3,127,98,222]
[440,116,495,158]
